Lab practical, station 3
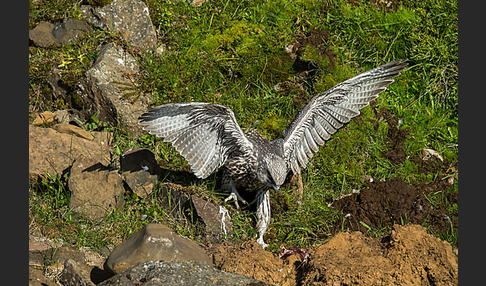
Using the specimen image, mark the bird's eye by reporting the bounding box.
[267,170,275,185]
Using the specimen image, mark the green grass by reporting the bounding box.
[29,0,458,253]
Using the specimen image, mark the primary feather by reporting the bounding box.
[139,102,253,179]
[283,59,408,174]
[139,59,408,248]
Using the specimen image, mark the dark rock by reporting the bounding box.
[68,158,125,220]
[120,148,162,176]
[29,18,92,48]
[29,125,112,182]
[29,238,74,268]
[99,260,276,286]
[30,245,88,270]
[48,68,69,100]
[60,259,96,286]
[122,170,157,198]
[120,148,162,198]
[192,195,233,242]
[51,18,93,45]
[47,246,90,266]
[156,184,231,237]
[29,245,102,286]
[81,0,157,51]
[155,182,235,240]
[104,224,212,275]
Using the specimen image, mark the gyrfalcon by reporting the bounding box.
[138,59,408,248]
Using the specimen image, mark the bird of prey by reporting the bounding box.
[138,59,408,248]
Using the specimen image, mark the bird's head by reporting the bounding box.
[259,153,287,191]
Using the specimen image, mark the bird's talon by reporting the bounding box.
[224,191,248,210]
[257,236,269,249]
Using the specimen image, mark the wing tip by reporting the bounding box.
[382,59,409,74]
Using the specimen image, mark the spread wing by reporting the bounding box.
[138,103,253,179]
[283,59,408,174]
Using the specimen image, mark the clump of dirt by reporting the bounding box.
[384,121,410,164]
[211,239,300,286]
[370,106,410,164]
[291,27,336,73]
[301,224,458,285]
[209,224,457,286]
[345,106,458,243]
[276,27,337,108]
[330,177,456,240]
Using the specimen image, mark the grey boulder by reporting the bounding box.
[104,224,212,275]
[74,42,151,137]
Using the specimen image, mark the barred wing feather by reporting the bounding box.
[138,103,253,179]
[283,60,408,174]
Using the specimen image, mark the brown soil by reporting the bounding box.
[336,105,458,240]
[330,177,457,239]
[210,224,458,286]
[212,239,299,286]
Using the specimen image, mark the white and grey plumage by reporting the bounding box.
[139,60,408,248]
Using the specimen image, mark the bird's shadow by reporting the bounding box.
[119,148,228,199]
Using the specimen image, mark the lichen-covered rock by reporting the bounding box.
[99,260,276,286]
[74,43,151,137]
[81,0,157,51]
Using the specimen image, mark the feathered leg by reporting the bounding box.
[256,189,271,248]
